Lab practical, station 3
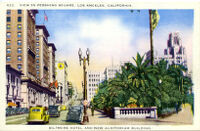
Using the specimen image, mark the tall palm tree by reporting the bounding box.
[131,10,159,65]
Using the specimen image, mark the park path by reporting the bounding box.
[158,104,193,124]
[86,104,193,125]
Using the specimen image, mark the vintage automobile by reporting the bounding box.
[66,105,83,122]
[27,106,49,124]
[61,105,66,111]
[49,105,60,117]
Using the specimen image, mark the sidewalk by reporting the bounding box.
[158,104,193,124]
[86,105,193,125]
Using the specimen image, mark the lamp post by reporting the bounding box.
[78,48,90,124]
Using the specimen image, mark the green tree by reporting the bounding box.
[128,53,158,107]
[93,54,193,117]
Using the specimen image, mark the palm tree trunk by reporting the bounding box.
[149,10,154,65]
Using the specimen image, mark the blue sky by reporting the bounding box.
[35,10,193,89]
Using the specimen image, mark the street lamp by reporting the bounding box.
[78,48,90,124]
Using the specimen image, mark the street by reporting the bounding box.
[6,97,81,125]
[6,110,79,125]
[6,97,193,125]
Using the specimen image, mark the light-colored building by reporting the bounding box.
[146,32,187,68]
[6,65,23,107]
[87,71,105,102]
[104,65,121,80]
[6,10,56,108]
[55,61,68,105]
[164,32,187,67]
[87,65,122,102]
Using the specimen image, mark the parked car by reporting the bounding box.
[27,106,49,124]
[66,105,83,122]
[61,105,66,111]
[49,105,60,117]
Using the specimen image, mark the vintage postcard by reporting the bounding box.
[0,0,200,130]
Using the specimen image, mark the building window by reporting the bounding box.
[36,48,39,53]
[36,54,39,58]
[36,30,39,35]
[36,71,39,75]
[6,32,11,38]
[7,17,11,22]
[17,40,22,46]
[7,24,11,30]
[36,42,39,46]
[36,36,39,41]
[17,56,22,61]
[6,48,11,54]
[17,32,21,38]
[6,40,11,46]
[18,17,22,22]
[36,59,39,63]
[17,24,22,30]
[18,10,22,14]
[17,64,22,70]
[7,10,11,15]
[6,56,11,61]
[17,48,22,53]
[36,65,39,69]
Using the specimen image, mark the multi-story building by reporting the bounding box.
[55,61,68,105]
[164,32,187,67]
[48,43,57,84]
[87,65,123,102]
[104,65,121,80]
[145,32,187,68]
[6,65,23,107]
[87,71,105,102]
[6,9,38,79]
[6,10,56,108]
[35,25,50,87]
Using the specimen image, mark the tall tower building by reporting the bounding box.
[164,32,187,67]
[6,9,38,79]
[145,32,187,68]
[35,25,50,87]
[6,10,56,108]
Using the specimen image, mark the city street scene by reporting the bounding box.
[5,9,194,126]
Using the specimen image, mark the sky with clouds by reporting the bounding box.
[36,9,193,92]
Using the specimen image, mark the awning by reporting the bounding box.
[8,102,17,106]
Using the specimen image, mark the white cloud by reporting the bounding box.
[51,15,193,92]
[52,16,136,92]
[53,16,135,67]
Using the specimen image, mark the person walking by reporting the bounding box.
[90,102,94,116]
[175,103,179,114]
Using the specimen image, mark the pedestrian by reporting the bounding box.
[175,103,178,114]
[91,106,94,116]
[91,102,94,116]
